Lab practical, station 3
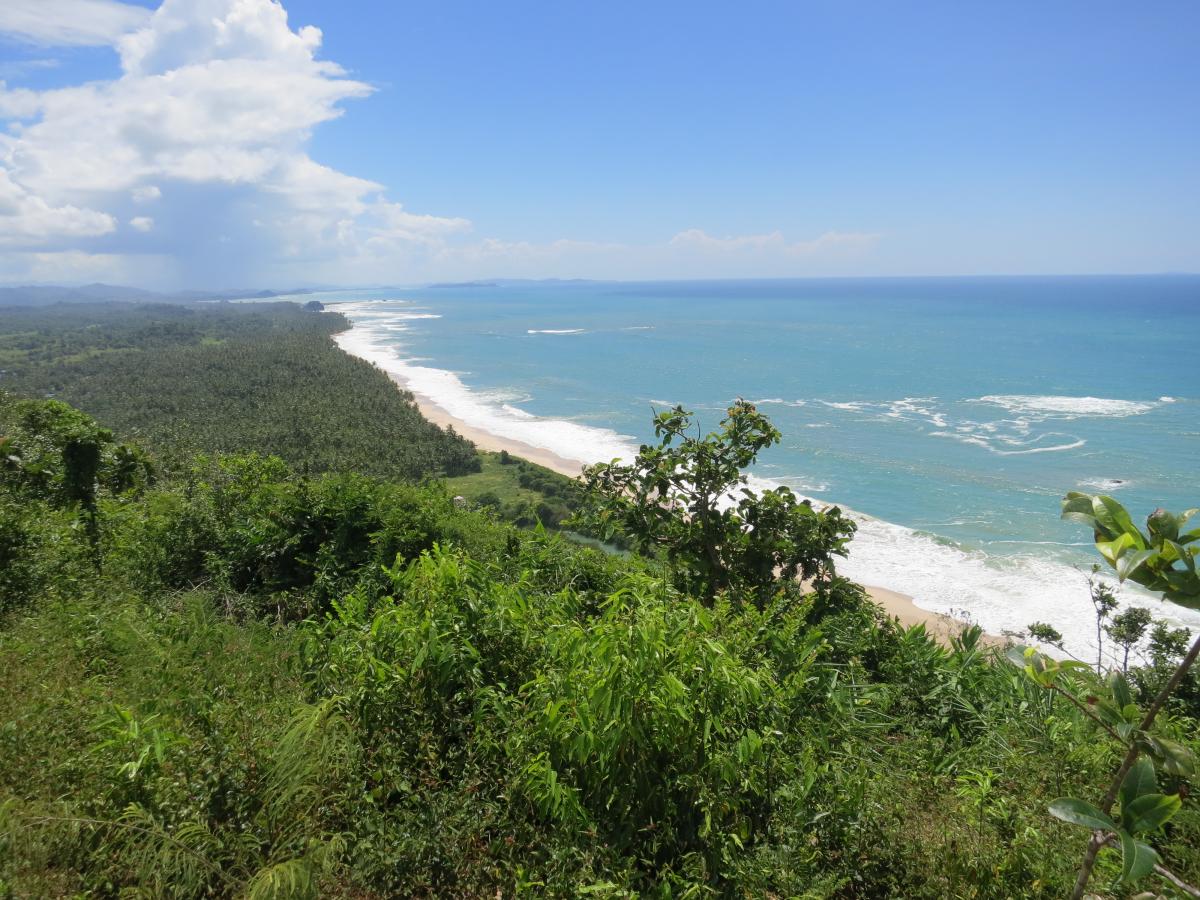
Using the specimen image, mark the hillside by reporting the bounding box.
[0,310,1197,897]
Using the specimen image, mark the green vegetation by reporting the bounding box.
[575,401,855,606]
[0,302,478,479]
[1,346,1198,894]
[444,450,578,527]
[1029,494,1200,898]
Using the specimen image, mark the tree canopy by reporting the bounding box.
[574,399,855,607]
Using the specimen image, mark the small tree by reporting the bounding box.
[573,400,855,608]
[1106,605,1152,674]
[1026,621,1064,649]
[1149,621,1191,668]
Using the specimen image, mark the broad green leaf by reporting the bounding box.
[1122,793,1181,834]
[1005,646,1032,668]
[1093,495,1142,543]
[1119,829,1159,882]
[1109,672,1132,709]
[1116,549,1156,582]
[1096,532,1135,564]
[1062,492,1098,526]
[1166,540,1197,575]
[1119,757,1156,809]
[1142,735,1198,777]
[1091,696,1127,728]
[1048,797,1115,831]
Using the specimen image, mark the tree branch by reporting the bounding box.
[1049,683,1128,745]
[1155,862,1200,898]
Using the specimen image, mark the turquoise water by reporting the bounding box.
[305,276,1200,656]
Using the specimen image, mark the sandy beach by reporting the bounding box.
[398,373,990,647]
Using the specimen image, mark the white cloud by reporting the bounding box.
[132,185,161,203]
[0,168,116,245]
[0,0,470,286]
[0,0,151,47]
[0,81,42,119]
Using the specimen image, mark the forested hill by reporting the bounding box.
[0,302,478,479]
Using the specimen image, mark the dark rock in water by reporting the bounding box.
[303,300,325,311]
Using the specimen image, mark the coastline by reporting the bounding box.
[415,390,588,478]
[392,363,988,646]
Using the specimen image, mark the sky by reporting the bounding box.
[0,0,1197,289]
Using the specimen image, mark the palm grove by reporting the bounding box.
[1,302,1198,898]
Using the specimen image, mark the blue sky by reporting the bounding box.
[0,0,1197,288]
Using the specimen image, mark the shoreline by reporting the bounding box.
[397,370,990,647]
[414,390,589,479]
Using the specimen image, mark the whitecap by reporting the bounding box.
[527,328,586,335]
[820,400,870,412]
[994,438,1086,456]
[770,476,831,493]
[973,395,1158,417]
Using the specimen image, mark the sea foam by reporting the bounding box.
[974,395,1159,417]
[815,393,1173,457]
[334,311,636,467]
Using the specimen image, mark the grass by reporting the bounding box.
[444,451,580,528]
[445,451,564,505]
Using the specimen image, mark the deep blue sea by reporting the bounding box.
[288,276,1200,657]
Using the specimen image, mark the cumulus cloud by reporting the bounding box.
[0,0,151,47]
[0,0,471,285]
[0,168,116,246]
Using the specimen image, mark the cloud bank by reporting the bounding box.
[0,0,879,287]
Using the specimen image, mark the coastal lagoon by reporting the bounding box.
[302,276,1199,658]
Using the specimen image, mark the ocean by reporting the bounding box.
[290,276,1200,659]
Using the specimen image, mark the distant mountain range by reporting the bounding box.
[0,283,315,308]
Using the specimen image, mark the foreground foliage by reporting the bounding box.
[1015,495,1200,898]
[2,398,1198,897]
